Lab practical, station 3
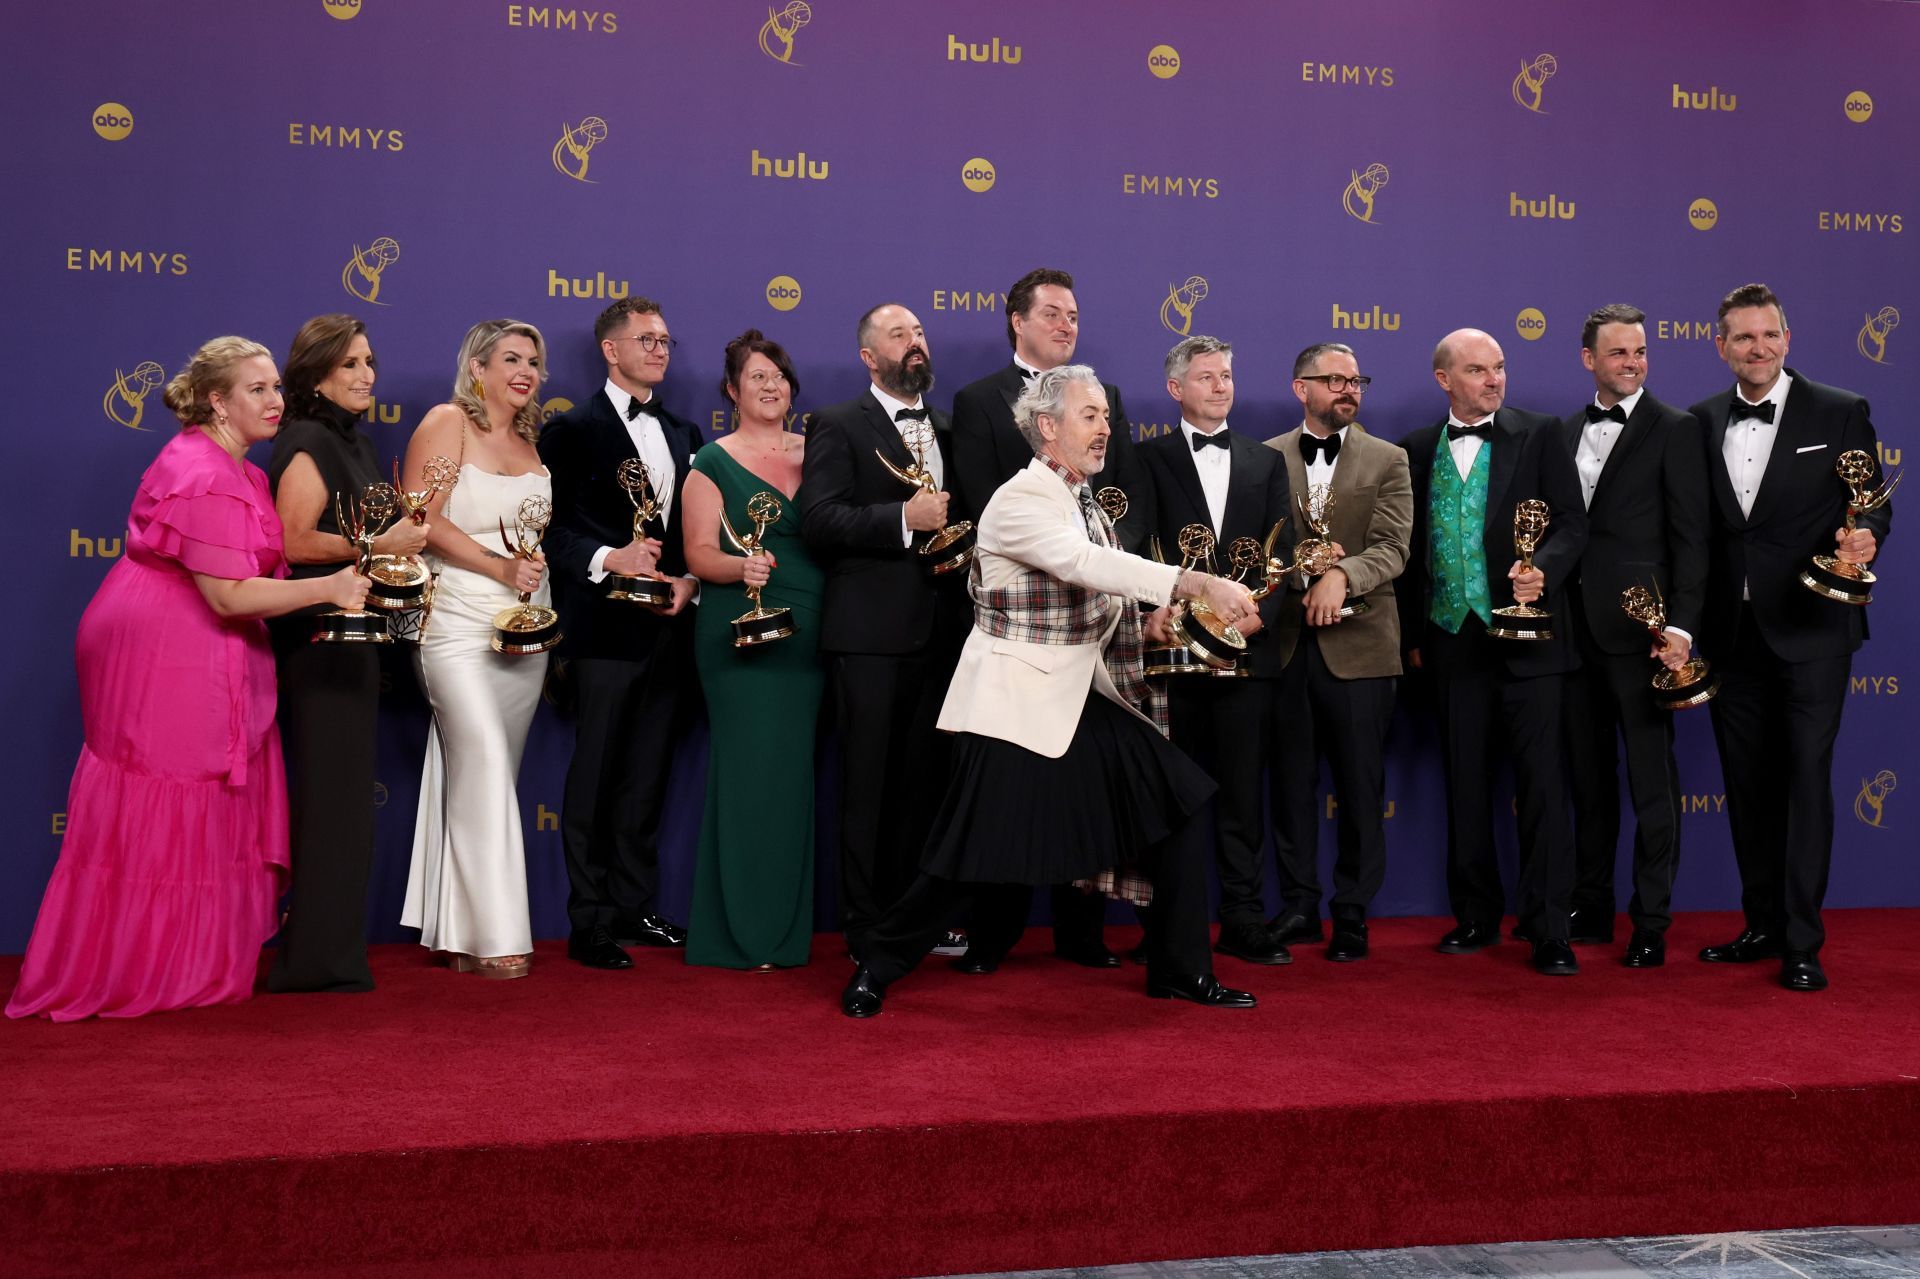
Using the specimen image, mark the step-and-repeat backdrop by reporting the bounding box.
[5,0,1914,950]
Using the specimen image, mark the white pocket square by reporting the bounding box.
[1796,444,1827,454]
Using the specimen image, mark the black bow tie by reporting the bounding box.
[1301,432,1341,464]
[1447,420,1491,440]
[625,397,657,422]
[893,407,930,423]
[1585,403,1628,425]
[1734,398,1777,424]
[1017,365,1036,380]
[1190,429,1231,452]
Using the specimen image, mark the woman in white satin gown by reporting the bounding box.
[399,320,553,979]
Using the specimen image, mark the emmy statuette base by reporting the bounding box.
[491,604,563,656]
[1487,605,1553,642]
[1146,646,1208,678]
[919,521,976,576]
[1652,660,1719,711]
[312,610,392,645]
[606,573,675,612]
[1799,556,1876,606]
[1165,602,1246,671]
[365,557,431,612]
[732,607,796,648]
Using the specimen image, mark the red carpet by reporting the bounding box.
[3,909,1918,1278]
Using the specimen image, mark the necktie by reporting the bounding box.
[1076,486,1107,544]
[625,396,656,422]
[894,407,931,423]
[1735,399,1777,424]
[1190,430,1231,452]
[1301,432,1341,464]
[1585,403,1628,425]
[1447,420,1490,440]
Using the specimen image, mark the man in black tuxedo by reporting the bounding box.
[1399,328,1587,975]
[539,297,703,968]
[1139,335,1293,966]
[1690,282,1890,993]
[947,266,1147,966]
[799,304,973,955]
[1558,305,1710,970]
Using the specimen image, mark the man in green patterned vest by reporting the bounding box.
[1396,329,1589,976]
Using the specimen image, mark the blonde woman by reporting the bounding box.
[399,320,553,979]
[7,337,367,1020]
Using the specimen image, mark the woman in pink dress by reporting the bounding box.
[6,337,369,1021]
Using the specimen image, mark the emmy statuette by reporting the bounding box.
[875,419,974,575]
[490,495,563,655]
[365,456,452,614]
[1620,583,1718,711]
[1160,524,1249,671]
[721,491,797,648]
[1486,498,1554,640]
[313,484,396,645]
[604,457,675,611]
[1799,449,1900,606]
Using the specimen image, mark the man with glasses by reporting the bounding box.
[540,297,703,969]
[1264,343,1412,961]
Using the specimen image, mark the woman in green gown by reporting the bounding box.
[679,331,825,969]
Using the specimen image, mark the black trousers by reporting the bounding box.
[560,632,691,932]
[1270,630,1397,922]
[267,625,378,993]
[859,806,1215,987]
[1169,676,1276,925]
[830,650,957,937]
[1421,616,1572,941]
[1563,594,1684,933]
[1707,604,1851,954]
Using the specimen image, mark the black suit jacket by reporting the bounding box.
[949,362,1152,552]
[798,389,972,656]
[1399,406,1588,678]
[538,389,703,660]
[1560,392,1710,654]
[1690,368,1892,664]
[1139,427,1293,677]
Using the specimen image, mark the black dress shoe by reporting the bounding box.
[1054,942,1122,968]
[616,913,688,948]
[1623,929,1666,968]
[1437,922,1501,954]
[1532,939,1579,975]
[1698,928,1781,964]
[1780,951,1828,992]
[952,954,999,975]
[841,966,887,1017]
[1567,908,1615,945]
[1145,973,1257,1008]
[1214,919,1293,966]
[1268,912,1324,945]
[931,929,970,957]
[567,927,633,970]
[1326,919,1369,962]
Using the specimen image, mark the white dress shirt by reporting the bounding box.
[1721,373,1791,601]
[869,383,940,547]
[589,378,681,582]
[1446,414,1494,479]
[1179,419,1232,532]
[1300,424,1348,490]
[1576,387,1644,509]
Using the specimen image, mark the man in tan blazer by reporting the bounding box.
[1265,342,1413,960]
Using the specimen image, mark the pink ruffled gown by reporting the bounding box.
[7,429,291,1021]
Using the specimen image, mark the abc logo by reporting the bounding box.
[1147,44,1181,79]
[1515,308,1547,341]
[323,0,362,18]
[961,157,996,194]
[766,275,803,312]
[1845,91,1874,123]
[1688,197,1719,230]
[92,103,134,141]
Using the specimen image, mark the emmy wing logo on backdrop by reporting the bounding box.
[103,361,165,430]
[1160,276,1208,336]
[1859,307,1899,364]
[552,116,608,182]
[759,1,810,64]
[1511,53,1556,113]
[1343,163,1388,224]
[342,237,400,304]
[1855,770,1897,827]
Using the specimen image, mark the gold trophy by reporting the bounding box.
[313,483,396,645]
[1143,532,1205,677]
[720,491,796,647]
[1159,524,1248,672]
[605,457,674,611]
[1799,449,1901,605]
[1487,498,1554,640]
[1620,583,1718,711]
[876,421,974,575]
[364,456,452,615]
[490,495,563,655]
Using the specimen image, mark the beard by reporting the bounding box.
[878,346,935,399]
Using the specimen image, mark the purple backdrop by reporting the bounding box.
[4,0,1914,952]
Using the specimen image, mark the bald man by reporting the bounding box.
[1398,329,1588,975]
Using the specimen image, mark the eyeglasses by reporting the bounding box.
[1297,374,1372,393]
[613,335,677,353]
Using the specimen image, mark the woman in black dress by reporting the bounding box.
[265,314,428,992]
